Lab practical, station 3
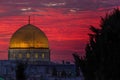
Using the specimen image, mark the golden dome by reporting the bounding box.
[9,24,49,49]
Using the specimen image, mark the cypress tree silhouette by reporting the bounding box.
[72,53,85,77]
[86,8,120,80]
[16,62,27,80]
[73,8,120,80]
[61,70,67,78]
[52,67,57,77]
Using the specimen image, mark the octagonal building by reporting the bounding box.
[8,23,50,62]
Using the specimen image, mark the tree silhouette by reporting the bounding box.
[73,8,120,80]
[72,53,85,77]
[88,8,120,80]
[16,62,27,80]
[61,70,67,78]
[52,67,57,77]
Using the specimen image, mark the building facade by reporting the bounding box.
[8,24,50,62]
[0,22,81,80]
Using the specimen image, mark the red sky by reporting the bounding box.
[0,0,119,62]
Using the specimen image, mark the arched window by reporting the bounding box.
[42,53,45,59]
[27,53,30,58]
[18,53,22,58]
[12,53,16,58]
[35,53,38,59]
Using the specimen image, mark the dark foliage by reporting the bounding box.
[16,62,27,80]
[73,8,120,80]
[72,53,84,77]
[61,70,67,78]
[52,67,57,77]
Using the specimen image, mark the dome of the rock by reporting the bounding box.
[8,24,50,62]
[9,24,49,49]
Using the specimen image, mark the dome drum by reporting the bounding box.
[9,48,50,62]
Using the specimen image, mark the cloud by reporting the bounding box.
[0,0,120,16]
[42,2,66,7]
[0,0,120,61]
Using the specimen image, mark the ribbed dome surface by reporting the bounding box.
[9,24,49,49]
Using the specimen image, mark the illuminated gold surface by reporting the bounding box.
[9,24,49,48]
[27,53,30,58]
[42,53,45,59]
[35,53,38,58]
[19,53,22,58]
